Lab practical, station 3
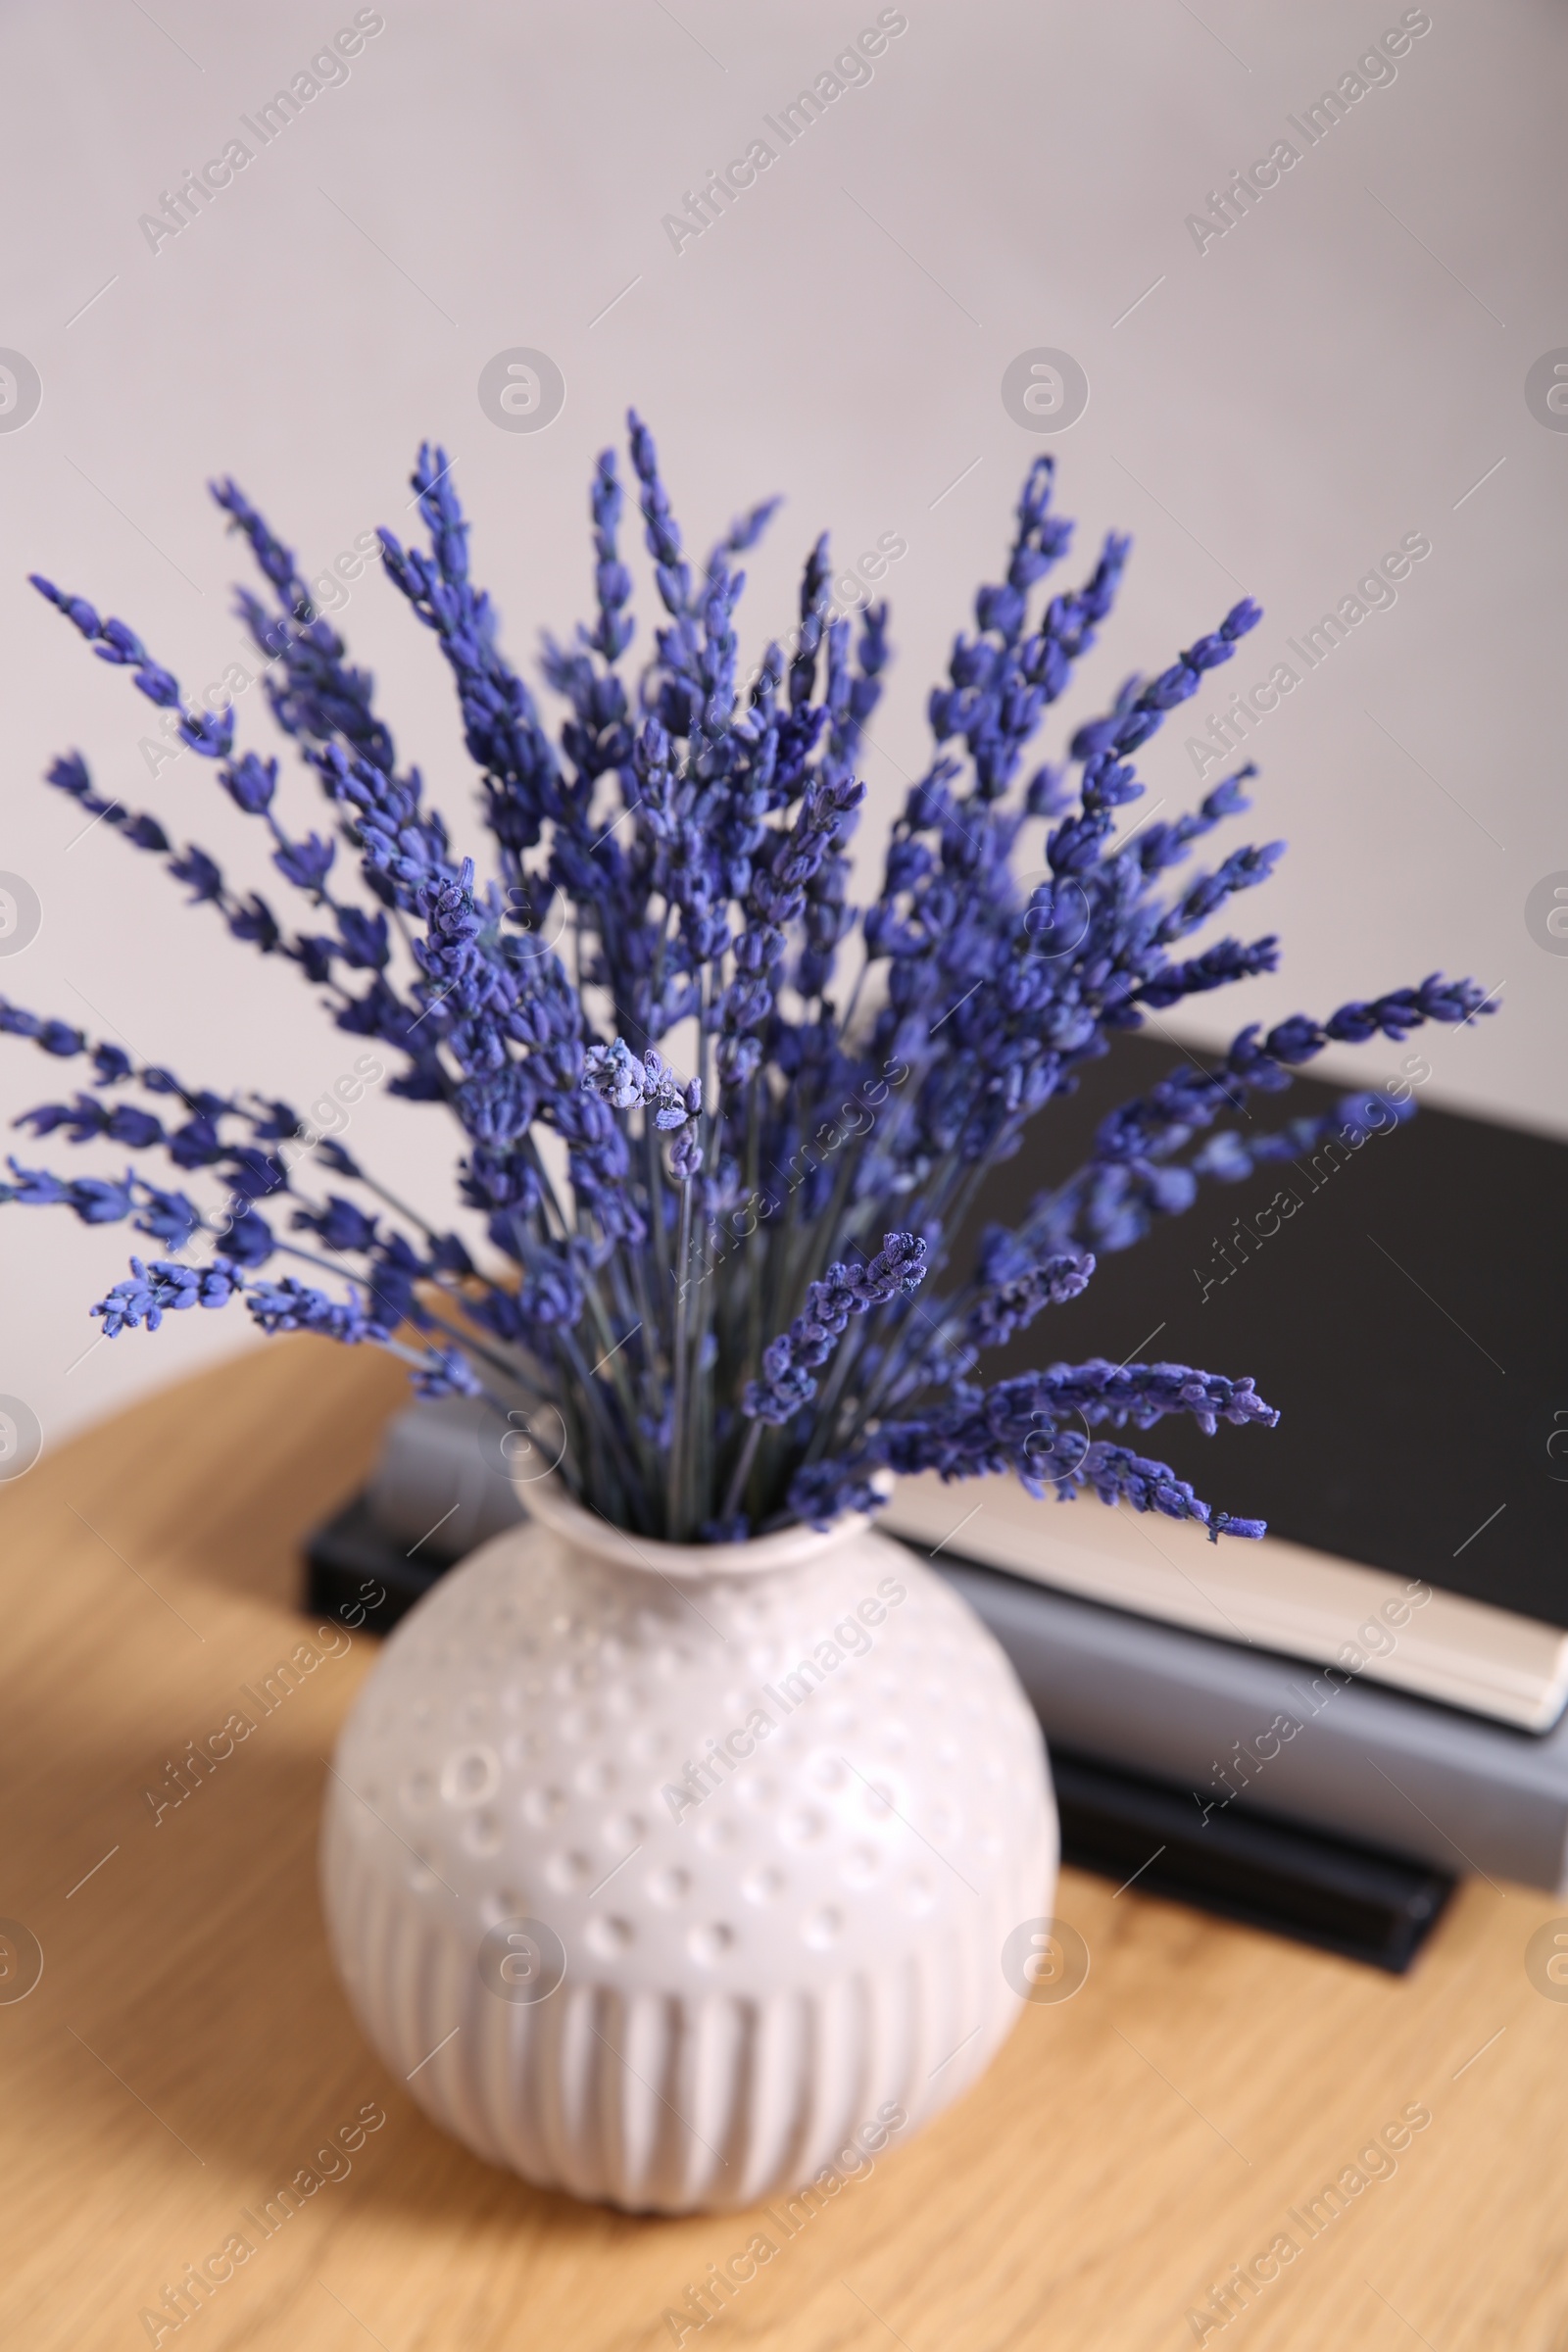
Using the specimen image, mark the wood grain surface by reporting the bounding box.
[2,1337,1565,2352]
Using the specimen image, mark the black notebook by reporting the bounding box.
[958,1033,1567,1628]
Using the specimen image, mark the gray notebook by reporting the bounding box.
[935,1557,1568,1893]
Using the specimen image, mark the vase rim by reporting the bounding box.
[516,1472,884,1581]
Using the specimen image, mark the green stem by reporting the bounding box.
[667,1176,694,1538]
[720,1419,763,1524]
[576,1281,657,1492]
[742,1070,766,1391]
[561,1328,645,1527]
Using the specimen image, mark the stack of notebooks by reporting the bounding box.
[306,1039,1568,1973]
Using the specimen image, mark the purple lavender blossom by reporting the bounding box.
[9,423,1496,1541]
[744,1233,928,1427]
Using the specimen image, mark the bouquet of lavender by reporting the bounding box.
[5,418,1492,1543]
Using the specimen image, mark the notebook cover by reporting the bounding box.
[958,1034,1567,1627]
[1050,1746,1453,1974]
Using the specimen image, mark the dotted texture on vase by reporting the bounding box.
[320,1514,1055,2213]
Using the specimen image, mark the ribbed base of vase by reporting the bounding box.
[322,1806,1053,2211]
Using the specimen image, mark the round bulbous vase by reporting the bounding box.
[318,1477,1056,2214]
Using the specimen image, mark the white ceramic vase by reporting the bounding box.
[319,1478,1056,2213]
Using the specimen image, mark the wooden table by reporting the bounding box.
[3,1338,1565,2352]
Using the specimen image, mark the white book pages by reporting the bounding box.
[883,1472,1568,1734]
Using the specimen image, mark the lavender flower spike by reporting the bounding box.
[582,1040,701,1131]
[93,1256,238,1334]
[744,1234,928,1427]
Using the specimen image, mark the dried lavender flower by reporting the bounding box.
[6,423,1495,1541]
